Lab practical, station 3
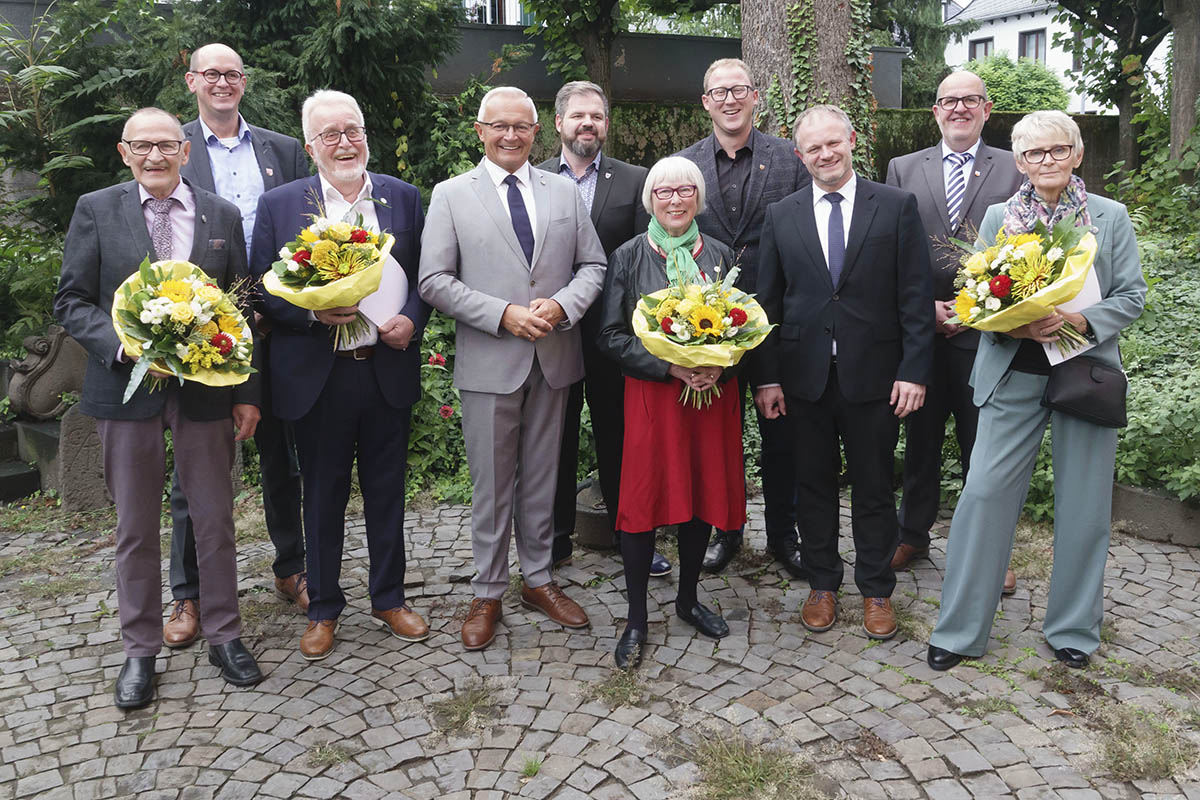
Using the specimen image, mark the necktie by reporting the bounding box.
[945,151,974,230]
[503,174,535,266]
[147,197,174,261]
[826,192,845,287]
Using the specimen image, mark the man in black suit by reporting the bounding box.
[885,71,1022,587]
[165,42,312,650]
[534,81,667,574]
[675,58,810,576]
[754,104,934,640]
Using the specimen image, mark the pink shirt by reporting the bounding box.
[138,180,196,262]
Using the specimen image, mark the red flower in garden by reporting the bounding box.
[349,228,369,244]
[989,274,1012,299]
[438,405,454,419]
[661,317,673,333]
[292,249,311,264]
[728,307,748,327]
[428,353,446,367]
[211,332,234,356]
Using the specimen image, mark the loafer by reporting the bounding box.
[208,639,264,686]
[863,597,898,640]
[927,644,964,671]
[1054,647,1089,669]
[766,535,807,579]
[300,619,337,661]
[800,590,837,632]
[114,656,155,709]
[649,552,672,577]
[274,573,310,613]
[890,542,929,571]
[1002,569,1017,596]
[462,597,502,651]
[614,627,646,669]
[163,598,199,649]
[701,530,741,574]
[675,601,729,639]
[521,581,590,628]
[372,606,430,642]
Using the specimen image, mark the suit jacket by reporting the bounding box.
[180,119,310,193]
[250,173,429,420]
[753,177,935,403]
[675,128,811,292]
[54,178,258,421]
[418,161,607,394]
[969,195,1146,407]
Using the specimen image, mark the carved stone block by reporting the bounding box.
[58,405,111,512]
[7,325,86,421]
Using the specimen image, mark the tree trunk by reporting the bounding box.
[1115,79,1141,174]
[1164,0,1199,160]
[581,28,613,100]
[742,0,793,134]
[812,0,855,106]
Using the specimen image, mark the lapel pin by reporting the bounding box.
[265,167,274,177]
[605,172,611,179]
[380,197,388,205]
[974,171,981,177]
[759,164,765,170]
[201,214,208,223]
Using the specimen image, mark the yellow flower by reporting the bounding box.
[688,305,724,337]
[309,239,340,273]
[963,251,988,275]
[954,289,977,321]
[684,285,704,303]
[197,321,219,339]
[182,341,224,370]
[195,284,223,305]
[160,280,193,303]
[300,228,319,243]
[655,297,680,322]
[315,245,369,282]
[326,222,353,243]
[1018,241,1043,262]
[1008,233,1040,248]
[1010,256,1051,298]
[170,302,195,325]
[217,315,242,339]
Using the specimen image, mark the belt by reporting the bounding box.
[335,345,375,360]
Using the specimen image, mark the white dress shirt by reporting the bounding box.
[481,157,539,240]
[317,172,381,348]
[813,173,858,355]
[941,139,981,194]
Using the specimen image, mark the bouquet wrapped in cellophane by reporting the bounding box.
[111,258,255,403]
[633,265,773,408]
[948,214,1097,356]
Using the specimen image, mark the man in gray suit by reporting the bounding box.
[164,42,312,650]
[54,108,264,708]
[884,71,1022,580]
[419,86,607,651]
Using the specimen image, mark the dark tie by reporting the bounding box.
[945,151,973,230]
[147,197,174,261]
[826,192,845,286]
[503,174,535,266]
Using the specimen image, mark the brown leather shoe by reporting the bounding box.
[1002,569,1017,595]
[863,597,898,640]
[520,581,590,629]
[461,598,502,651]
[801,590,837,632]
[163,599,199,648]
[299,620,337,661]
[274,573,310,613]
[890,542,929,570]
[372,606,430,642]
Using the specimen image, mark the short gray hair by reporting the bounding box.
[554,81,608,118]
[122,107,184,140]
[792,104,854,146]
[1011,110,1083,160]
[477,86,537,122]
[642,156,706,214]
[301,90,365,143]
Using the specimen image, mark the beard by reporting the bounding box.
[565,128,603,160]
[316,142,369,184]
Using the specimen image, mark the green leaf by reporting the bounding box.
[123,357,152,404]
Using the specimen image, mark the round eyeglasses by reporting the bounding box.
[191,69,245,85]
[705,85,754,102]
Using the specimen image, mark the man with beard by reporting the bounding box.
[534,81,667,575]
[250,90,430,660]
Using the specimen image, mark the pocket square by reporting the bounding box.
[209,238,226,251]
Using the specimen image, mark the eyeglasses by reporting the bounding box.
[1021,145,1074,164]
[935,94,985,110]
[191,69,245,85]
[651,185,698,200]
[478,121,537,135]
[705,84,754,102]
[122,139,183,156]
[310,126,367,146]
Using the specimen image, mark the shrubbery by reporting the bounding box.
[963,52,1070,112]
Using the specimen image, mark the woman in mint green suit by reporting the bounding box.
[927,111,1146,672]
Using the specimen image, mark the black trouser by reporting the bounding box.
[714,387,798,542]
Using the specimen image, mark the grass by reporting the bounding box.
[0,492,119,538]
[1085,699,1198,781]
[959,696,1020,719]
[584,665,649,709]
[237,590,296,635]
[16,573,103,601]
[1009,519,1054,581]
[693,733,823,800]
[430,680,500,734]
[307,743,355,768]
[520,756,542,778]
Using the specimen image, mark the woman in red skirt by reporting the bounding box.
[597,156,745,668]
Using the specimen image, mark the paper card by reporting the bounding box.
[358,255,409,328]
[1043,266,1100,366]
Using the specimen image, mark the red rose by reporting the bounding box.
[438,405,454,419]
[349,229,369,244]
[292,249,311,264]
[728,307,748,326]
[211,333,234,356]
[428,353,446,366]
[989,274,1012,299]
[661,317,673,333]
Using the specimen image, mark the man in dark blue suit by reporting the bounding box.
[250,90,430,661]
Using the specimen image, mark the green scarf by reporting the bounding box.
[648,217,702,286]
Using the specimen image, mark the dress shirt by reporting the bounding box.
[714,136,752,226]
[317,172,381,348]
[482,157,539,235]
[199,115,265,259]
[558,150,602,213]
[138,181,195,263]
[813,173,857,355]
[940,139,981,194]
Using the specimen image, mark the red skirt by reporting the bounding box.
[616,375,746,533]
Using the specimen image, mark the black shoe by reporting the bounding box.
[702,531,742,574]
[1054,647,1089,670]
[676,602,729,638]
[114,656,156,709]
[208,639,264,686]
[765,535,807,580]
[614,627,646,668]
[649,552,672,577]
[552,534,574,568]
[926,644,964,671]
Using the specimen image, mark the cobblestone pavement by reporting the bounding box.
[1,497,1198,800]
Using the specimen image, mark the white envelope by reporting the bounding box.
[358,254,409,327]
[1043,266,1100,366]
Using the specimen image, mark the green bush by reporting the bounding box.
[0,226,65,353]
[963,52,1069,112]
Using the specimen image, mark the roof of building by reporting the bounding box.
[948,0,1055,23]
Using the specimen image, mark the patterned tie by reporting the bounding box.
[825,192,845,286]
[147,197,174,261]
[503,174,535,266]
[945,151,974,231]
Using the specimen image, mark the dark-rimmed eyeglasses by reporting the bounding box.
[651,185,698,200]
[478,121,537,135]
[936,94,985,110]
[310,126,367,146]
[1021,145,1075,164]
[705,84,754,102]
[190,69,245,85]
[122,139,183,156]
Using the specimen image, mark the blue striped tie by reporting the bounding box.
[945,151,973,231]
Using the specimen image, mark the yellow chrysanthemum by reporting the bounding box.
[963,251,988,275]
[1008,233,1040,248]
[954,289,977,320]
[195,284,223,305]
[197,321,219,339]
[170,302,195,325]
[217,315,242,339]
[1017,241,1043,263]
[160,279,193,303]
[309,239,340,272]
[1009,256,1051,299]
[688,305,724,337]
[300,228,319,243]
[676,298,696,318]
[326,222,353,243]
[315,245,370,282]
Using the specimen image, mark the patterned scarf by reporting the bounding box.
[1002,173,1091,236]
[648,217,703,285]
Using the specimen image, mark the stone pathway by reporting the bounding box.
[1,497,1198,799]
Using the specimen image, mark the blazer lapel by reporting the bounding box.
[590,154,615,226]
[919,146,950,235]
[183,125,216,193]
[698,134,735,239]
[957,144,995,232]
[790,188,833,291]
[370,172,396,233]
[187,187,212,265]
[529,169,551,269]
[837,182,878,289]
[736,130,773,240]
[251,132,282,190]
[120,181,154,259]
[469,164,529,267]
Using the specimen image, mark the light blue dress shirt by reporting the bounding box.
[199,116,265,259]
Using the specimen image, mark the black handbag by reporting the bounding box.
[1041,356,1128,428]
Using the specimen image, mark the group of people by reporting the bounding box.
[52,44,1144,709]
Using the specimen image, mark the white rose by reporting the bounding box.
[965,279,977,290]
[726,326,739,336]
[985,296,1001,311]
[968,306,981,319]
[976,282,991,298]
[287,261,300,272]
[1046,246,1064,262]
[279,246,292,260]
[140,310,156,324]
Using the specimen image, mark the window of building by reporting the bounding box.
[1019,29,1047,62]
[969,38,994,61]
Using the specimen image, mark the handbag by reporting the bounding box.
[1041,356,1127,428]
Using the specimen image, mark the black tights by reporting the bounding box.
[621,518,710,635]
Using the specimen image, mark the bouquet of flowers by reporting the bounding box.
[633,265,773,408]
[948,214,1098,356]
[262,212,395,349]
[111,258,255,403]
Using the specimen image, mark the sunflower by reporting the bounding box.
[1009,253,1052,299]
[217,315,242,339]
[688,305,724,337]
[160,279,193,303]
